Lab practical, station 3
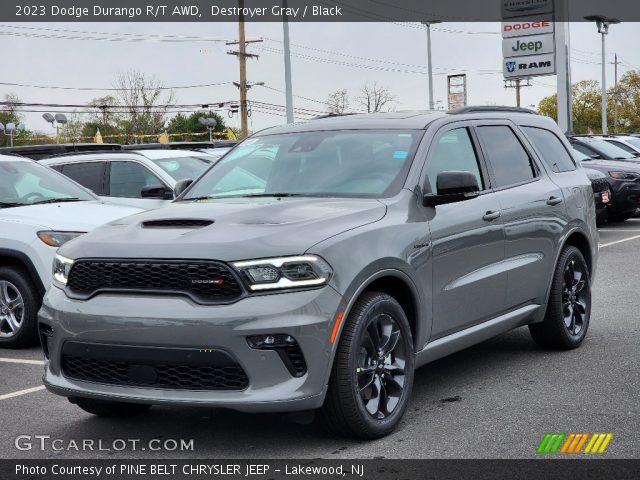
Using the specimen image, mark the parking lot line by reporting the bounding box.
[0,385,45,401]
[599,234,640,249]
[0,357,44,366]
[599,229,640,232]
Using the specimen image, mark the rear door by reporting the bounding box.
[59,161,107,195]
[105,161,170,209]
[475,122,568,310]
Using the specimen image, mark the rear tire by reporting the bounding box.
[0,266,40,349]
[530,246,591,350]
[73,397,151,417]
[320,292,414,439]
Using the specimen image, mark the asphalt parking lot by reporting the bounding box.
[1,221,639,460]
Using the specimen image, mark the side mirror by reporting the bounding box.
[423,171,480,207]
[173,178,194,198]
[141,184,173,200]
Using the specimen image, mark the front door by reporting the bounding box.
[424,125,507,340]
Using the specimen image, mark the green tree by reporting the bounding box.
[166,112,226,141]
[614,70,640,132]
[0,93,23,147]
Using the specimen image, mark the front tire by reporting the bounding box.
[0,266,40,349]
[321,292,414,439]
[72,397,151,417]
[530,246,591,350]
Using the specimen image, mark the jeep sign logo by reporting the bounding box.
[503,53,556,78]
[503,33,554,58]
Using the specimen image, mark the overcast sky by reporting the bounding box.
[3,21,640,136]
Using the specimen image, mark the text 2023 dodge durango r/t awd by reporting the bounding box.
[39,108,598,439]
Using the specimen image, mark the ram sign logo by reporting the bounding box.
[503,53,555,78]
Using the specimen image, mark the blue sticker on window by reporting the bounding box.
[393,150,408,159]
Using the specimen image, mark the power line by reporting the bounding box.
[0,81,233,91]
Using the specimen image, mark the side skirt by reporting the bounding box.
[415,304,540,368]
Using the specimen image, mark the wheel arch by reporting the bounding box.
[0,248,46,297]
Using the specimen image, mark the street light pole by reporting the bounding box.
[282,0,294,124]
[422,21,441,110]
[585,15,620,134]
[600,30,607,134]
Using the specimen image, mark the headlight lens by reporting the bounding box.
[608,171,640,181]
[52,254,74,288]
[232,255,332,291]
[37,231,85,247]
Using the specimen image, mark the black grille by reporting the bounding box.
[142,219,213,228]
[61,343,249,391]
[590,177,610,194]
[66,260,243,304]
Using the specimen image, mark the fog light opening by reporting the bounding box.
[247,334,307,377]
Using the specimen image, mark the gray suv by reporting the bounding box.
[39,108,597,439]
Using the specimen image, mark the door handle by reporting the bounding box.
[482,211,501,221]
[546,196,563,206]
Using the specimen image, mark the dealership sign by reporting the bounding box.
[502,33,554,58]
[503,53,555,78]
[501,0,555,79]
[502,17,554,38]
[502,0,553,19]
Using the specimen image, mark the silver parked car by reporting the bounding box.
[41,150,220,209]
[39,108,597,439]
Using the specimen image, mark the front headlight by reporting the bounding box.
[52,254,74,288]
[37,231,85,247]
[608,171,640,181]
[232,255,332,291]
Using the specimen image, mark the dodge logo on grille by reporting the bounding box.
[191,279,225,285]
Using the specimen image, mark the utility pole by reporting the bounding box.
[612,53,620,133]
[504,78,530,108]
[422,21,441,110]
[226,0,262,138]
[282,0,294,123]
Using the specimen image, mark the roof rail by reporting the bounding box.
[44,150,141,160]
[312,113,360,120]
[448,106,537,115]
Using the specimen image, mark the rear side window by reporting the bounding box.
[61,162,106,194]
[476,126,536,188]
[522,127,576,173]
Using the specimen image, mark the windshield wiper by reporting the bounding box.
[30,197,82,205]
[238,193,327,198]
[0,202,24,208]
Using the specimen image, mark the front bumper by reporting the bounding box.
[38,285,344,412]
[610,181,640,214]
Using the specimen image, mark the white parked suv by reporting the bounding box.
[41,150,221,209]
[0,154,142,347]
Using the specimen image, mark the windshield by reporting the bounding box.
[182,130,423,200]
[604,139,640,156]
[585,139,636,159]
[0,161,95,207]
[624,137,640,150]
[151,156,217,182]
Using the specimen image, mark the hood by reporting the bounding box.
[60,197,387,261]
[581,159,640,172]
[1,201,143,231]
[583,168,606,181]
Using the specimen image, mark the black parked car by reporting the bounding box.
[583,168,611,225]
[568,136,637,161]
[571,147,640,222]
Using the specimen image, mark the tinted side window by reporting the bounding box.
[476,126,536,188]
[61,162,106,194]
[572,143,597,158]
[109,161,165,198]
[522,127,576,173]
[426,128,484,194]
